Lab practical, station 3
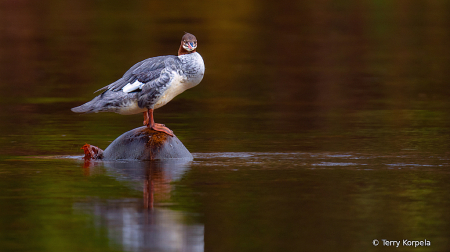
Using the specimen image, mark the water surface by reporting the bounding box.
[1,0,450,251]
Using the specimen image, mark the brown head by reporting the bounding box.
[178,32,198,56]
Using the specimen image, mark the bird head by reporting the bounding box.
[181,32,198,52]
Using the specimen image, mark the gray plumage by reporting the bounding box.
[71,52,204,115]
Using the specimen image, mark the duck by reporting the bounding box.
[71,32,205,136]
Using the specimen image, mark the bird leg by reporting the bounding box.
[143,109,174,136]
[143,111,150,126]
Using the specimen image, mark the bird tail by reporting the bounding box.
[71,96,102,113]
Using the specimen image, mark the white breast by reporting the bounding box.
[153,74,186,109]
[154,52,205,109]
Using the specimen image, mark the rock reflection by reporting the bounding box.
[77,159,204,252]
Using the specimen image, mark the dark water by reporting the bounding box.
[1,0,450,251]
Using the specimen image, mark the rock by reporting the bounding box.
[82,143,104,160]
[81,126,193,161]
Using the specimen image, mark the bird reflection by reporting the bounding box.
[143,169,154,209]
[143,162,173,209]
[78,159,204,252]
[82,158,191,208]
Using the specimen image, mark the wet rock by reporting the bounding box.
[81,126,193,161]
[82,143,104,160]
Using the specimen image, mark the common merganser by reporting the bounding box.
[71,32,205,136]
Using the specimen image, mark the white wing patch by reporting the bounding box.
[122,80,145,93]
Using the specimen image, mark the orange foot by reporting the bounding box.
[150,123,174,136]
[143,109,174,137]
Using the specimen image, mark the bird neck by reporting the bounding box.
[178,45,196,56]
